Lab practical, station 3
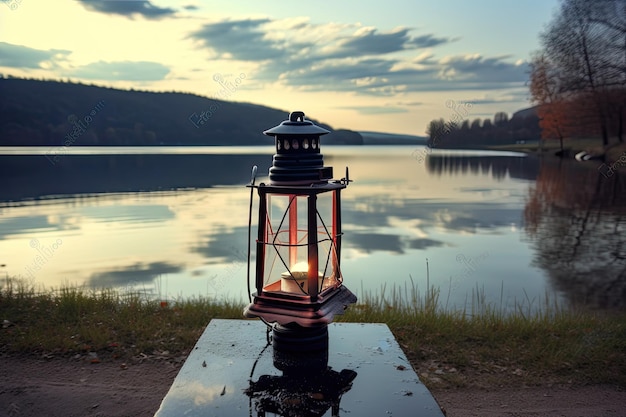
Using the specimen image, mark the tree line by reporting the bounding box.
[530,0,625,150]
[425,110,541,149]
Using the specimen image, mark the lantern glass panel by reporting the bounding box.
[316,191,342,293]
[261,191,342,296]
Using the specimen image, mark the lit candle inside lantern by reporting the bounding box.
[280,261,324,293]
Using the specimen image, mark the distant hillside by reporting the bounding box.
[0,78,363,146]
[511,106,538,120]
[359,131,428,145]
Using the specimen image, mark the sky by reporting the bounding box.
[0,0,561,135]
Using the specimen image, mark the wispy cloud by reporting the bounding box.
[189,18,285,61]
[66,60,171,81]
[0,42,71,69]
[332,27,453,57]
[187,17,527,96]
[339,106,409,115]
[78,0,177,19]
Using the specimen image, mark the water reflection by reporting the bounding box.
[246,367,357,417]
[0,152,271,202]
[190,225,252,264]
[2,147,624,312]
[524,158,626,310]
[426,152,539,181]
[87,261,182,288]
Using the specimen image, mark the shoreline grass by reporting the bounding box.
[340,280,626,388]
[488,137,626,166]
[1,277,625,388]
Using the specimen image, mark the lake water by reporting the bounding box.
[1,146,624,312]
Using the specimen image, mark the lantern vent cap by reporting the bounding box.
[263,111,330,137]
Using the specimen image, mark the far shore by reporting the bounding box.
[486,138,626,163]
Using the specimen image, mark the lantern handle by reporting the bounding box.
[249,165,258,186]
[289,111,305,122]
[246,165,258,304]
[341,166,353,186]
[245,166,272,331]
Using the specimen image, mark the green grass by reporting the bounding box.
[338,280,626,388]
[1,277,625,388]
[0,278,243,359]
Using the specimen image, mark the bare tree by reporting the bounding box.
[540,0,626,146]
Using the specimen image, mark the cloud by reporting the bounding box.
[408,34,458,48]
[187,17,525,96]
[0,43,172,85]
[346,232,405,254]
[336,27,412,56]
[394,101,423,106]
[409,238,446,250]
[468,89,530,105]
[340,106,409,115]
[66,60,170,81]
[0,42,71,69]
[87,261,182,287]
[436,54,528,84]
[189,18,285,61]
[331,27,456,58]
[78,0,176,19]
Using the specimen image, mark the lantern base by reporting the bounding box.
[271,323,329,375]
[243,285,357,327]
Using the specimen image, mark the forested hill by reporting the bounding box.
[0,78,363,146]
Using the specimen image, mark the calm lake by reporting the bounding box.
[1,146,624,312]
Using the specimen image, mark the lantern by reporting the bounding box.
[244,111,356,363]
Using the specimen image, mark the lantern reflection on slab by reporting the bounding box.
[244,111,356,365]
[246,365,358,417]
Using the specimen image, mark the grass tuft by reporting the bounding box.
[0,278,243,360]
[1,276,625,388]
[338,280,626,388]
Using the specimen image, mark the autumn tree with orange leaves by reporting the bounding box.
[531,0,626,148]
[529,54,568,151]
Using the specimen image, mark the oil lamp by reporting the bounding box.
[244,111,356,367]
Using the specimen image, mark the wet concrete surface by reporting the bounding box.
[154,319,445,417]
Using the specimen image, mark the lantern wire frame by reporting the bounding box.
[264,194,343,296]
[245,166,353,327]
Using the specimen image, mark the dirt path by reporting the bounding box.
[433,386,626,417]
[0,356,178,417]
[1,356,624,417]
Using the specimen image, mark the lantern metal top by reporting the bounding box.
[263,111,330,137]
[264,111,333,185]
